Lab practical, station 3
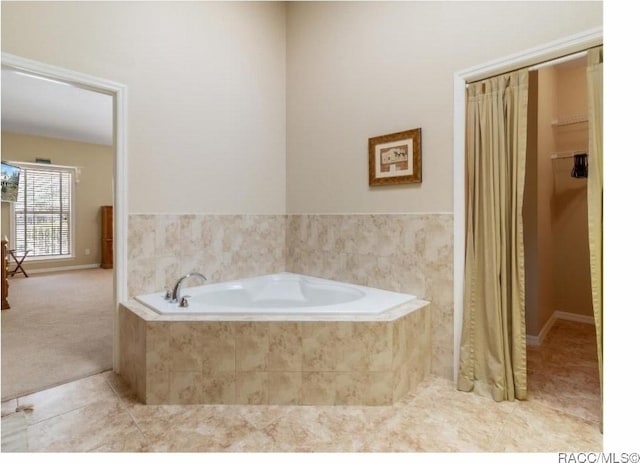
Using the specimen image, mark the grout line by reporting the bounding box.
[123,408,149,445]
[15,374,122,426]
[103,372,129,405]
[18,402,105,427]
[101,373,150,447]
[486,401,519,451]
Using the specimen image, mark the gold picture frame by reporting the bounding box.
[368,128,422,186]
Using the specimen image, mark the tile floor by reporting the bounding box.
[1,319,602,452]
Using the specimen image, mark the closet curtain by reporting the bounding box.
[458,69,529,401]
[586,46,603,399]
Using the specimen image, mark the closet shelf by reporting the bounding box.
[551,115,588,127]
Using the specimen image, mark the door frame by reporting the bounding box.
[451,27,602,384]
[2,52,128,372]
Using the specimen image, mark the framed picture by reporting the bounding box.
[1,161,21,202]
[369,128,421,186]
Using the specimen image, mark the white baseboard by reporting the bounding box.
[527,312,556,347]
[18,264,102,275]
[554,310,595,325]
[527,309,595,346]
[526,335,538,346]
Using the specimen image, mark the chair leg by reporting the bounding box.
[9,251,29,278]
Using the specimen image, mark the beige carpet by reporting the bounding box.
[1,268,113,400]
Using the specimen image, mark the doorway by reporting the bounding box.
[524,56,594,343]
[452,27,602,385]
[523,57,601,422]
[0,53,128,398]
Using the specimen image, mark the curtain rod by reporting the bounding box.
[466,46,598,86]
[529,50,587,71]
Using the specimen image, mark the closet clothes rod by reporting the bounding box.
[550,150,588,160]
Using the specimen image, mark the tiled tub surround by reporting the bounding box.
[119,298,430,406]
[286,214,453,379]
[126,213,452,378]
[127,214,286,299]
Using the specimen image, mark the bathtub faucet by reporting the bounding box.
[170,272,207,303]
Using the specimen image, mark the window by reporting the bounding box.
[12,163,75,259]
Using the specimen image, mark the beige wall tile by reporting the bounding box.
[335,371,393,406]
[202,372,235,404]
[120,302,426,405]
[145,369,170,405]
[154,215,182,258]
[127,257,157,298]
[335,372,367,406]
[393,365,410,402]
[127,215,155,261]
[301,372,336,405]
[235,372,269,405]
[408,352,426,392]
[128,214,286,299]
[201,323,236,373]
[267,322,302,371]
[235,323,269,371]
[169,323,203,372]
[392,317,408,371]
[267,372,302,405]
[145,322,171,404]
[169,371,203,404]
[285,213,453,380]
[335,323,368,372]
[154,256,181,295]
[302,322,337,371]
[118,306,146,402]
[368,322,393,372]
[146,322,171,372]
[430,302,454,379]
[365,371,393,406]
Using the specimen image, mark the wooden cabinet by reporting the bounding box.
[101,206,113,269]
[2,239,9,310]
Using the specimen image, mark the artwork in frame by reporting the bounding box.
[1,161,21,202]
[368,128,422,186]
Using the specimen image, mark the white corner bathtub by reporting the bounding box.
[134,272,416,316]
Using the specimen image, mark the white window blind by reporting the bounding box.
[13,164,74,258]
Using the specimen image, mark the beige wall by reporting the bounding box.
[1,1,287,214]
[524,66,558,336]
[1,132,113,271]
[1,1,601,217]
[285,1,602,213]
[535,66,558,334]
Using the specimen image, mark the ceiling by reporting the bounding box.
[1,67,113,146]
